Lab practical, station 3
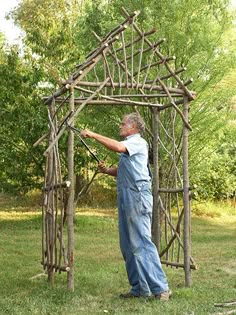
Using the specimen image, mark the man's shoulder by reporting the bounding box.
[126,133,145,142]
[128,135,147,147]
[122,134,148,156]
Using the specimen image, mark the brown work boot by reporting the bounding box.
[119,292,139,298]
[154,290,172,301]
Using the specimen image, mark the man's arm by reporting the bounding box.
[80,129,127,153]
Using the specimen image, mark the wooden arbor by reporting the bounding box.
[41,8,197,290]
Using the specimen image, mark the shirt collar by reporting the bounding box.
[125,133,141,140]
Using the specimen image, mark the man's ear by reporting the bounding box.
[132,122,138,130]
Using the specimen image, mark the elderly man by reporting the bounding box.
[80,112,171,300]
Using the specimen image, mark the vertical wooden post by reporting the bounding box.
[152,107,161,251]
[67,87,75,291]
[183,97,191,287]
[47,100,56,287]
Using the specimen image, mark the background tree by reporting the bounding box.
[74,0,236,199]
[0,45,46,193]
[0,0,235,199]
[11,0,84,85]
[1,0,85,193]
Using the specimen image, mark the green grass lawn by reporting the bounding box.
[0,199,235,315]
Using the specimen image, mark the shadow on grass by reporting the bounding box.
[0,213,41,230]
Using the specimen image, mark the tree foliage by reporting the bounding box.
[0,0,235,199]
[10,0,84,85]
[0,46,46,193]
[75,0,236,199]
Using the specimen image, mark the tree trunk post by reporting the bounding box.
[183,97,191,287]
[47,100,57,287]
[152,107,161,251]
[67,87,75,291]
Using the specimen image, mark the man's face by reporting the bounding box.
[119,116,136,138]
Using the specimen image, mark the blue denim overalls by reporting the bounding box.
[117,134,169,297]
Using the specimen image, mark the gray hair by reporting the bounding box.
[125,112,146,133]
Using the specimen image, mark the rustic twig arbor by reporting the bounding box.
[39,8,197,291]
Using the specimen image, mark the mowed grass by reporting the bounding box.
[0,199,235,315]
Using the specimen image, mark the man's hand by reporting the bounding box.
[98,161,118,177]
[98,161,108,174]
[80,129,94,138]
